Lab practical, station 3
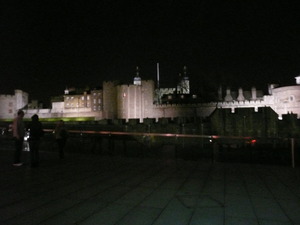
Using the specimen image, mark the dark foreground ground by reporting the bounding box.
[1,146,300,225]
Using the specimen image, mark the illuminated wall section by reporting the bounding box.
[0,94,15,119]
[15,89,28,111]
[129,84,142,119]
[117,85,128,120]
[141,80,155,118]
[117,84,141,121]
[0,90,28,119]
[91,89,103,111]
[117,80,155,122]
[64,91,90,109]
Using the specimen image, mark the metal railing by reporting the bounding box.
[0,128,296,167]
[41,129,297,168]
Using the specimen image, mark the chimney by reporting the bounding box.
[268,84,278,95]
[237,88,245,101]
[224,88,233,101]
[218,85,222,101]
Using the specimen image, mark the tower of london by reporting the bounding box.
[1,68,300,122]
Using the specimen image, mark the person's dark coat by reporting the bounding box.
[28,114,44,140]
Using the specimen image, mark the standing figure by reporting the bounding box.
[28,114,44,168]
[55,120,68,159]
[12,110,25,166]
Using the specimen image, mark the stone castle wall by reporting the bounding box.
[3,78,300,121]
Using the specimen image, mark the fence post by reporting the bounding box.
[212,141,218,163]
[291,138,295,168]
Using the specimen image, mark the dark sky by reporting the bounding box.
[1,1,300,105]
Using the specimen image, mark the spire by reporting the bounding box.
[136,66,139,77]
[183,65,188,77]
[156,63,160,89]
[177,66,190,94]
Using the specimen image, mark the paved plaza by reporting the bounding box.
[1,148,300,225]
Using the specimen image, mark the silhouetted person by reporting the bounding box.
[12,110,25,166]
[55,120,68,159]
[28,114,44,167]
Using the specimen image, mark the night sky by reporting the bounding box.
[1,1,300,105]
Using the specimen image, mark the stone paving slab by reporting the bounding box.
[1,149,300,225]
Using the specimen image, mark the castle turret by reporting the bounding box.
[103,81,118,119]
[133,66,142,85]
[295,76,300,85]
[177,66,190,94]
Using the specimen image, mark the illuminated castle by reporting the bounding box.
[1,67,300,122]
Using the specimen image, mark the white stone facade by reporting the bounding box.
[117,80,154,122]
